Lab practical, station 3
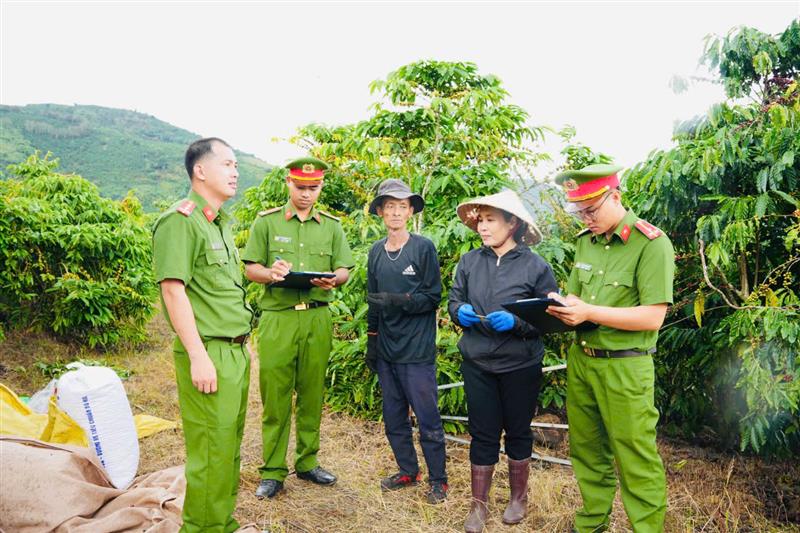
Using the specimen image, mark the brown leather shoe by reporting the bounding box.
[502,457,530,524]
[464,463,494,533]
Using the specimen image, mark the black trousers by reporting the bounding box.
[461,359,543,465]
[377,358,447,483]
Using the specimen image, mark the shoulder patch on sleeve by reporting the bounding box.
[319,210,340,221]
[576,228,592,238]
[635,219,663,240]
[258,206,282,217]
[176,200,196,217]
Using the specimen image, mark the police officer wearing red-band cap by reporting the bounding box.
[242,156,355,499]
[548,163,674,533]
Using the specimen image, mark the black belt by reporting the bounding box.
[209,334,249,345]
[291,301,328,311]
[582,346,656,358]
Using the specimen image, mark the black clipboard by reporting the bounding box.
[270,271,336,290]
[502,298,599,334]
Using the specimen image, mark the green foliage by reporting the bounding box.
[625,20,800,455]
[703,19,800,100]
[0,152,157,348]
[557,125,614,171]
[0,104,272,211]
[236,60,571,425]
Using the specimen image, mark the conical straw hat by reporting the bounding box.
[456,189,543,246]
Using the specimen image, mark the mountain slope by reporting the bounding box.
[0,104,272,210]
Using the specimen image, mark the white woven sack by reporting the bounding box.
[28,378,57,413]
[56,363,139,488]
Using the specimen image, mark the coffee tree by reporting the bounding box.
[0,152,157,348]
[625,20,800,454]
[235,61,570,423]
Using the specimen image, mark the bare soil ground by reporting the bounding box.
[2,315,798,533]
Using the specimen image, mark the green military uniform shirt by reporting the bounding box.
[241,202,355,311]
[566,209,674,352]
[152,190,253,339]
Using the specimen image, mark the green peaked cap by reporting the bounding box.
[285,156,329,171]
[554,163,623,185]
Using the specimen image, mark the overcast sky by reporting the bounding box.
[1,1,797,176]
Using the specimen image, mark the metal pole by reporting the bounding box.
[531,422,569,429]
[442,435,572,467]
[437,363,567,391]
[441,415,568,430]
[433,362,572,467]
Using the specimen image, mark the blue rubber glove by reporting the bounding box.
[457,304,481,327]
[486,310,515,332]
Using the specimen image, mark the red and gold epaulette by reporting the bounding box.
[634,219,663,240]
[319,210,339,221]
[258,207,282,217]
[176,200,196,217]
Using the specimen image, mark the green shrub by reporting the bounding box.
[0,152,157,348]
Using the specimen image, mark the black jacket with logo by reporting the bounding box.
[367,234,442,364]
[448,244,559,373]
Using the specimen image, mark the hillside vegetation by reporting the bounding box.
[0,103,272,211]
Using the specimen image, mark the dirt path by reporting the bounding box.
[2,319,798,532]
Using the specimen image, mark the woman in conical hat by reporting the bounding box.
[448,189,558,532]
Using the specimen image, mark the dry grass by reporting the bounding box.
[1,315,798,532]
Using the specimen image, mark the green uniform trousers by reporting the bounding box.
[567,344,667,533]
[174,339,250,533]
[257,306,332,482]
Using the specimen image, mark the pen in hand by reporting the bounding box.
[271,255,292,283]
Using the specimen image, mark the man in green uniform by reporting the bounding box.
[242,156,354,499]
[152,137,254,533]
[547,163,674,533]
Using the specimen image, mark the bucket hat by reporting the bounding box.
[368,179,425,215]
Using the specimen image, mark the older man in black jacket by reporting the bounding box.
[366,179,448,504]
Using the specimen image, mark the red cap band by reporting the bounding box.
[567,173,620,201]
[289,168,324,179]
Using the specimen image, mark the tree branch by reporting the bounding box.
[699,239,748,310]
[738,252,750,300]
[714,264,745,302]
[661,305,731,330]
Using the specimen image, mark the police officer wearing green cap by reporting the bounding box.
[152,137,254,532]
[242,156,354,499]
[547,163,674,533]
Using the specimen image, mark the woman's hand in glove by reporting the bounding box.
[457,304,481,327]
[486,310,515,332]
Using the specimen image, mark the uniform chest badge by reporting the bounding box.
[274,236,292,243]
[575,262,592,271]
[211,242,224,250]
